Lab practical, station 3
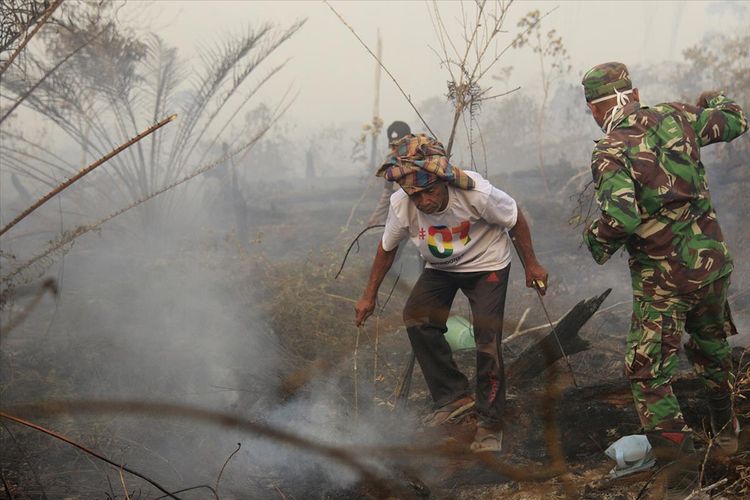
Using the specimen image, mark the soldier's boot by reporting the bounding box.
[647,431,700,500]
[708,390,740,455]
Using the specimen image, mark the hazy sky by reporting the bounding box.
[123,0,748,130]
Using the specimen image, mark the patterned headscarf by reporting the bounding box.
[376,134,475,195]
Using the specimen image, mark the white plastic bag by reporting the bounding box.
[604,434,656,478]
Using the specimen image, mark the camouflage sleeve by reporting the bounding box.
[672,94,748,147]
[583,145,640,264]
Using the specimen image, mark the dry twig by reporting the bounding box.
[354,325,362,418]
[333,224,384,279]
[213,443,241,500]
[118,467,131,500]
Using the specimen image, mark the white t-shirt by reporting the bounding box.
[382,171,518,272]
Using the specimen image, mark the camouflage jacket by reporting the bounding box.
[584,94,748,300]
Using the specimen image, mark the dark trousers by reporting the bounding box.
[403,266,510,427]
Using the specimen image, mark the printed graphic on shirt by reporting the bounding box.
[425,221,471,258]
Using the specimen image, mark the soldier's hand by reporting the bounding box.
[696,90,721,108]
[525,261,549,296]
[355,296,376,326]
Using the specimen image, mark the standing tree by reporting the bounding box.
[513,9,571,194]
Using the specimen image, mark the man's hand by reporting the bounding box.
[696,90,722,108]
[354,242,398,326]
[355,296,376,326]
[524,261,549,296]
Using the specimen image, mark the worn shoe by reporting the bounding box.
[712,415,740,455]
[647,431,700,500]
[708,390,740,455]
[470,425,503,453]
[422,395,475,427]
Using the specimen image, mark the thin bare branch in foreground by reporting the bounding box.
[3,399,570,487]
[0,400,397,494]
[0,114,177,238]
[0,411,194,500]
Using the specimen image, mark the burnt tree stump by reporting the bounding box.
[508,288,612,384]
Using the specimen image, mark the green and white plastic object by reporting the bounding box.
[444,315,476,352]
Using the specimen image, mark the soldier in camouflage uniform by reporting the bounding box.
[581,61,748,497]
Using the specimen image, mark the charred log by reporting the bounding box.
[508,288,612,383]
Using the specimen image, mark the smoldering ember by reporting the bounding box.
[1,1,749,499]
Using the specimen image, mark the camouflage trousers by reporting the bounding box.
[626,274,737,431]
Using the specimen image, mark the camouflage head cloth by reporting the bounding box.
[376,134,475,195]
[582,62,632,102]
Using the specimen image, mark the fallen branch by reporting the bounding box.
[0,114,177,238]
[683,478,728,500]
[507,289,611,383]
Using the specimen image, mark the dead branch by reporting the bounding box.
[333,224,385,279]
[475,5,559,82]
[214,443,241,500]
[0,114,177,238]
[684,478,728,500]
[4,399,574,487]
[477,85,521,102]
[0,411,189,499]
[0,0,63,77]
[118,467,131,500]
[1,400,405,495]
[323,0,437,139]
[378,273,400,313]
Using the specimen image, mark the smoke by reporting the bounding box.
[0,180,427,497]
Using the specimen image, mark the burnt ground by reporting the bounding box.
[2,162,750,499]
